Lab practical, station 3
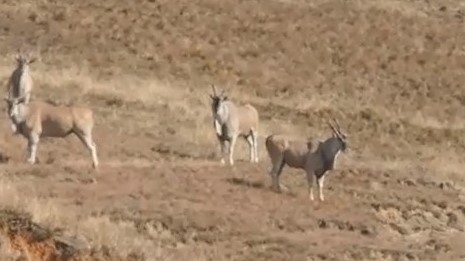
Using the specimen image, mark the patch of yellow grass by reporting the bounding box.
[0,177,169,260]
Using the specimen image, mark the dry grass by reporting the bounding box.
[0,0,464,260]
[0,177,168,260]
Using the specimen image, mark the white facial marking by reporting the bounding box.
[214,120,222,136]
[333,150,341,169]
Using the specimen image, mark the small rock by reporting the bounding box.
[439,181,454,190]
[391,223,411,235]
[317,219,328,229]
[54,234,90,252]
[360,225,377,237]
[398,178,416,186]
[447,211,464,230]
[405,179,416,186]
[437,201,448,209]
[406,252,418,260]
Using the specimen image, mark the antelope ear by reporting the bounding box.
[223,96,228,100]
[28,57,36,64]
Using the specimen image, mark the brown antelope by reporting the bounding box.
[265,119,348,201]
[4,96,99,172]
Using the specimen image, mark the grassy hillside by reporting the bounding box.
[0,0,463,260]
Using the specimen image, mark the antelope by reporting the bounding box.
[265,118,348,201]
[4,96,99,172]
[5,49,36,135]
[6,49,36,103]
[209,85,259,165]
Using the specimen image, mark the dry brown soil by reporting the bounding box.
[0,0,464,260]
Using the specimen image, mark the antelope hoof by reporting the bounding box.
[271,185,281,193]
[279,184,289,192]
[220,159,225,165]
[11,127,20,136]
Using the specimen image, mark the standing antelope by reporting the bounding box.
[209,85,259,165]
[5,49,36,135]
[4,96,99,172]
[265,119,348,201]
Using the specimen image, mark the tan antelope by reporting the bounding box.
[5,48,36,135]
[209,85,259,165]
[4,96,99,172]
[265,119,348,201]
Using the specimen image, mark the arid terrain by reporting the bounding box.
[0,0,464,260]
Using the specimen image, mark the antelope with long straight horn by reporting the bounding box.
[209,85,259,165]
[5,48,36,135]
[265,118,348,201]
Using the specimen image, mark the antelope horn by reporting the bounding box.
[211,84,218,96]
[327,120,338,135]
[331,117,347,137]
[14,48,21,60]
[333,117,342,132]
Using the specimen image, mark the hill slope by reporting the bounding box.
[0,0,464,260]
